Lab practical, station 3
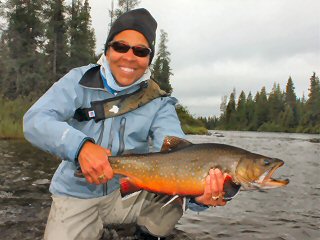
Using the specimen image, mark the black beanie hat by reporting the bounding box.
[105,8,157,64]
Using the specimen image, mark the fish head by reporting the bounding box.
[235,155,289,190]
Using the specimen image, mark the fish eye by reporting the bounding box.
[263,159,271,166]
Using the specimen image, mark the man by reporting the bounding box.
[23,8,227,240]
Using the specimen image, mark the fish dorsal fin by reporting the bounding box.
[160,136,192,153]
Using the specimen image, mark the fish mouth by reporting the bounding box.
[255,161,289,188]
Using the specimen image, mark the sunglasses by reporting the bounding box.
[108,41,152,58]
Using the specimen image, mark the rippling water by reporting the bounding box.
[0,131,319,240]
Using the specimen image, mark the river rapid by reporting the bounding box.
[0,131,319,239]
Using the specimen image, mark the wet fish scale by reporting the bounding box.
[107,136,289,197]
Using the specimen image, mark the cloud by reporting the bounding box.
[172,52,319,117]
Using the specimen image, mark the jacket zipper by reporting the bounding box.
[117,117,126,155]
[97,119,107,196]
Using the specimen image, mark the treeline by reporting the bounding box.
[199,73,320,134]
[0,0,96,100]
[0,0,174,101]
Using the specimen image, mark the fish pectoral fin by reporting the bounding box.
[119,177,142,198]
[182,197,187,212]
[223,175,241,201]
[161,195,180,209]
[160,136,192,153]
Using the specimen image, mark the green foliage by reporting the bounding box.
[0,96,34,139]
[268,83,285,124]
[258,122,283,132]
[285,76,298,126]
[0,34,10,93]
[151,30,173,94]
[44,0,69,82]
[225,90,236,129]
[245,92,255,128]
[110,0,141,24]
[176,105,208,135]
[1,0,46,99]
[252,87,269,129]
[68,0,96,68]
[198,116,219,130]
[216,73,320,133]
[279,105,295,131]
[0,0,96,100]
[236,91,247,128]
[305,72,320,128]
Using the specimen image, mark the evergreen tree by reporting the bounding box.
[285,76,298,126]
[225,90,236,128]
[236,90,247,129]
[296,92,306,129]
[0,33,10,96]
[219,95,228,125]
[151,29,173,94]
[44,0,68,83]
[285,77,297,109]
[109,0,140,26]
[216,75,319,133]
[268,83,284,124]
[280,105,295,131]
[114,0,140,18]
[304,72,320,131]
[3,0,45,98]
[69,0,96,68]
[307,73,320,112]
[245,92,255,129]
[198,116,218,130]
[253,87,269,130]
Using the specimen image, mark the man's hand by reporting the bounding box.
[195,168,227,207]
[78,141,113,184]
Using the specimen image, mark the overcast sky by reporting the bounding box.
[89,0,320,117]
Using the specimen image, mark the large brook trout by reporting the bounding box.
[105,136,289,200]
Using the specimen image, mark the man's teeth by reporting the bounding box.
[120,67,134,73]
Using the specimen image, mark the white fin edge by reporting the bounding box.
[161,195,179,209]
[182,197,187,212]
[121,190,142,201]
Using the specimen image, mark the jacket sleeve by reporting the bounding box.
[149,96,185,152]
[23,67,94,163]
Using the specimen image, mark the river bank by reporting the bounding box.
[0,97,33,139]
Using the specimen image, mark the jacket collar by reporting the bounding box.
[79,65,105,90]
[78,65,145,95]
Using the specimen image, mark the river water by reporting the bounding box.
[0,131,319,240]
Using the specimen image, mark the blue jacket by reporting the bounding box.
[23,64,206,211]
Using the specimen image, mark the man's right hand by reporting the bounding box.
[78,141,113,185]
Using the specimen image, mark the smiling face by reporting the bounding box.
[106,30,150,87]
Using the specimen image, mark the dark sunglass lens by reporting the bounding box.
[132,46,150,57]
[110,42,150,57]
[111,42,130,53]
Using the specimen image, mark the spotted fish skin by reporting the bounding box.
[108,136,289,197]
